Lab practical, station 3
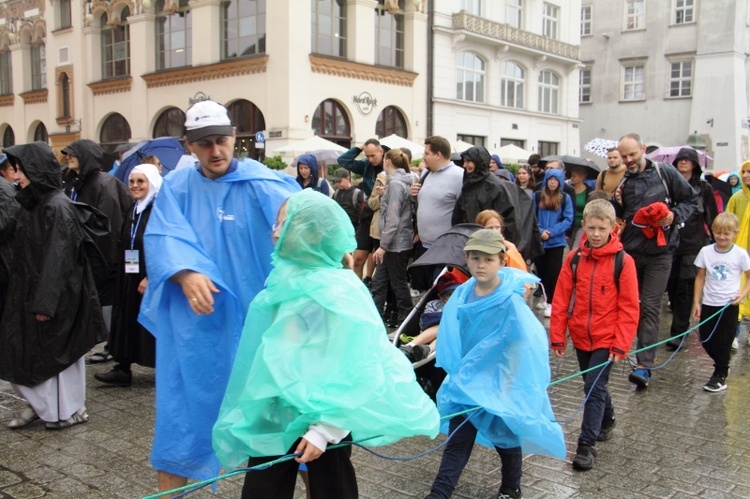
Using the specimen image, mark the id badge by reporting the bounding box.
[125,250,140,274]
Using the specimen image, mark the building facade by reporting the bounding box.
[0,0,428,162]
[431,0,582,159]
[579,0,750,168]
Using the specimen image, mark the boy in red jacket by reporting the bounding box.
[550,199,640,471]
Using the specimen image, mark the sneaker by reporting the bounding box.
[703,375,727,392]
[45,406,88,430]
[399,344,431,362]
[572,443,597,471]
[732,337,739,351]
[7,404,39,429]
[362,276,373,289]
[497,485,522,499]
[94,367,132,387]
[597,415,616,442]
[544,303,552,318]
[628,367,650,388]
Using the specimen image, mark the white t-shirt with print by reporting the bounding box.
[694,244,750,306]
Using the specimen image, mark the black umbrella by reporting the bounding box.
[410,224,483,274]
[705,174,732,202]
[539,155,602,180]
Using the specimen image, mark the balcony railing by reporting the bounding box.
[452,12,580,61]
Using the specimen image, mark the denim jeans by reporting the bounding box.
[575,348,614,446]
[429,416,522,498]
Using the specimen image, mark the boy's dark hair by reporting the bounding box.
[424,136,451,158]
[527,154,541,166]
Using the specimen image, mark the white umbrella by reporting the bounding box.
[583,138,618,158]
[496,144,531,163]
[270,135,347,156]
[451,139,476,154]
[379,134,424,155]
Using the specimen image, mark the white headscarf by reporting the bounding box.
[129,163,163,214]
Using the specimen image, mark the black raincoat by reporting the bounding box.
[62,139,132,305]
[0,175,19,318]
[671,148,717,256]
[452,146,543,260]
[0,142,105,387]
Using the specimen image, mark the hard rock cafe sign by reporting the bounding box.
[353,92,377,115]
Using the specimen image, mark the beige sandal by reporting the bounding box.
[7,404,39,429]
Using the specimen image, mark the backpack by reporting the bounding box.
[567,248,625,316]
[72,201,113,291]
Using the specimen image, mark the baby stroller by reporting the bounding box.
[393,223,481,399]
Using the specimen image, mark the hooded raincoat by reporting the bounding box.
[62,139,133,305]
[212,189,440,470]
[0,142,105,386]
[671,148,717,257]
[138,158,299,481]
[436,267,566,458]
[532,169,574,250]
[0,174,19,318]
[296,153,329,196]
[728,171,742,195]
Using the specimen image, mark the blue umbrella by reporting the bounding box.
[115,137,186,182]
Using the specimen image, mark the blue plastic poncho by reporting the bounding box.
[212,189,440,470]
[436,268,566,459]
[138,158,300,481]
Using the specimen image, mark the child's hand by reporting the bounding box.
[608,353,621,364]
[553,349,564,358]
[691,304,701,322]
[731,294,743,306]
[294,438,324,463]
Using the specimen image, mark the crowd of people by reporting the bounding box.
[2,102,750,499]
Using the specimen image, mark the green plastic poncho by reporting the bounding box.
[212,189,440,470]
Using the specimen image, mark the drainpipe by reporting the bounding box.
[426,0,434,137]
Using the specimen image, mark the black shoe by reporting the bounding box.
[497,485,522,499]
[362,276,373,288]
[703,375,727,392]
[399,344,431,362]
[598,415,616,442]
[95,367,132,387]
[572,443,597,471]
[665,339,682,351]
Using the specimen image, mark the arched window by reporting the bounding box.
[30,43,46,90]
[375,106,407,138]
[374,0,404,68]
[456,52,485,102]
[33,122,48,143]
[100,113,131,151]
[0,50,12,95]
[156,0,191,70]
[153,107,186,138]
[312,99,351,148]
[226,99,265,160]
[101,9,130,79]
[221,0,266,59]
[538,70,559,114]
[2,126,14,147]
[312,0,347,57]
[500,61,524,109]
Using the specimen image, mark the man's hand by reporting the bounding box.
[410,182,422,197]
[172,270,220,315]
[375,185,385,196]
[294,438,324,463]
[657,211,674,227]
[373,247,386,265]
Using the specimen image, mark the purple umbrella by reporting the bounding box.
[646,146,713,167]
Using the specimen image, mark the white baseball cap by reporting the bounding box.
[184,100,233,142]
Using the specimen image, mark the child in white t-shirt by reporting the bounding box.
[692,212,750,392]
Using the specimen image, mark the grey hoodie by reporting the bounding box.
[379,169,414,252]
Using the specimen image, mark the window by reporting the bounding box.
[538,70,559,113]
[312,0,347,58]
[3,126,14,147]
[100,113,131,149]
[542,3,559,39]
[538,141,558,157]
[312,99,351,148]
[30,44,46,90]
[457,134,484,147]
[675,0,694,24]
[622,64,645,100]
[625,0,645,30]
[374,0,404,69]
[222,0,266,59]
[34,122,48,143]
[669,60,692,97]
[579,68,591,103]
[0,51,12,95]
[500,61,524,109]
[60,73,71,118]
[581,6,592,36]
[461,0,480,15]
[59,0,72,29]
[501,138,525,148]
[101,10,130,79]
[376,106,407,138]
[153,107,186,138]
[456,52,485,103]
[156,0,191,70]
[227,99,266,159]
[507,0,522,29]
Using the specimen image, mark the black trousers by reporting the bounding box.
[241,437,358,499]
[372,249,413,322]
[533,246,565,304]
[575,348,614,446]
[699,304,739,378]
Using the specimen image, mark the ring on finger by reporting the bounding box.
[191,298,198,302]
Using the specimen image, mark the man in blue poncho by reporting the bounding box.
[138,100,299,494]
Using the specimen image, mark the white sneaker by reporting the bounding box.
[544,303,552,318]
[535,300,547,310]
[732,337,739,350]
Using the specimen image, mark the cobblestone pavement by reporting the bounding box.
[2,299,750,498]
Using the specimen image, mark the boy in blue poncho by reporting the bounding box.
[424,229,565,499]
[212,189,440,498]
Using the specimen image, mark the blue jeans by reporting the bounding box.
[429,416,522,498]
[575,348,614,446]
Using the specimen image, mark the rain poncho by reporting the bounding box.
[436,267,566,458]
[138,158,300,481]
[213,189,440,470]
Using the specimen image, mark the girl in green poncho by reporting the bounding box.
[212,189,440,498]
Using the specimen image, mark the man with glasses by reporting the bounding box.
[138,100,299,494]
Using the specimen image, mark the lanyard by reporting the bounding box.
[129,204,143,250]
[69,187,78,201]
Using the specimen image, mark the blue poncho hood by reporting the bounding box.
[213,189,440,469]
[728,171,742,194]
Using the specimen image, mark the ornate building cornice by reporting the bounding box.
[0,94,13,107]
[141,56,269,88]
[20,88,47,104]
[309,55,418,87]
[87,76,132,95]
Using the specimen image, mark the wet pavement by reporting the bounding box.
[2,298,750,498]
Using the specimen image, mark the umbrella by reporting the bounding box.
[379,134,424,156]
[583,138,618,158]
[496,144,531,163]
[451,140,476,154]
[270,135,347,156]
[115,137,187,182]
[410,224,483,274]
[646,146,713,167]
[539,155,602,180]
[292,149,342,168]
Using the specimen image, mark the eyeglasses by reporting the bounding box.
[272,218,286,232]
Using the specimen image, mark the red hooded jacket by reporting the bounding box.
[550,231,640,357]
